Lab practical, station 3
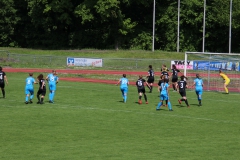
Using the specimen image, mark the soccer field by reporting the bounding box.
[1,73,240,160]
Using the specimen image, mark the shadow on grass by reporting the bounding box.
[175,104,186,108]
[190,103,200,106]
[156,108,170,111]
[222,93,229,94]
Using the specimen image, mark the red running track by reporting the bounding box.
[5,68,240,78]
[4,68,240,91]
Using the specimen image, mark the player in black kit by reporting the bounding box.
[161,68,169,83]
[136,75,149,104]
[37,74,46,104]
[0,66,8,98]
[176,75,189,108]
[171,64,181,91]
[147,65,154,93]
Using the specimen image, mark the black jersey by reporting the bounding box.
[178,80,187,92]
[161,71,169,79]
[39,79,46,90]
[148,69,154,77]
[136,78,146,89]
[0,71,6,84]
[172,69,180,76]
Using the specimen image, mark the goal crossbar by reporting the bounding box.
[184,52,240,76]
[184,51,240,92]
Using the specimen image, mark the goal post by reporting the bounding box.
[184,51,240,93]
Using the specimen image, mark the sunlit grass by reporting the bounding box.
[0,72,240,159]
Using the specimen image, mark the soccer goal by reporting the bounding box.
[184,52,240,93]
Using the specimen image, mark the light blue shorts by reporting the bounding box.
[160,94,169,101]
[49,83,57,91]
[25,87,34,95]
[121,87,128,94]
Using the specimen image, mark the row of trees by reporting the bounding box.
[1,0,240,52]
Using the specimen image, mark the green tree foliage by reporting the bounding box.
[0,0,19,46]
[74,0,137,49]
[25,0,75,48]
[1,0,240,52]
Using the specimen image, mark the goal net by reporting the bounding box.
[184,52,240,93]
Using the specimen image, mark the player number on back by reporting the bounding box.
[122,79,127,84]
[137,81,143,86]
[27,79,31,84]
[180,82,183,88]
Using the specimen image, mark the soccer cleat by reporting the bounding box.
[40,102,44,104]
[146,101,148,104]
[169,109,173,111]
[29,100,33,104]
[138,99,142,104]
[49,101,54,103]
[37,101,40,104]
[178,99,181,104]
[25,101,28,104]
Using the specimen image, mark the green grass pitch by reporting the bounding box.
[0,73,240,160]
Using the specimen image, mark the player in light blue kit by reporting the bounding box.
[193,74,204,106]
[116,74,129,103]
[46,70,59,103]
[25,73,37,104]
[156,76,173,111]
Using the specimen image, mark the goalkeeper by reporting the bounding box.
[219,70,230,94]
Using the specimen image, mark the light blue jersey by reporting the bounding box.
[160,82,169,100]
[156,82,172,111]
[25,76,36,104]
[47,72,59,103]
[194,78,203,91]
[25,77,36,94]
[120,77,129,89]
[47,73,59,91]
[119,77,129,103]
[194,78,203,101]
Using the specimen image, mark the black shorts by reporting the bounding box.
[138,88,146,94]
[179,91,186,97]
[37,89,46,96]
[0,83,5,89]
[172,76,178,82]
[147,77,154,83]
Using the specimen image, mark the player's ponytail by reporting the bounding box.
[37,74,43,80]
